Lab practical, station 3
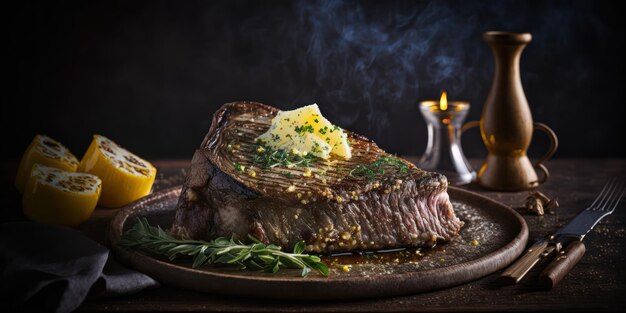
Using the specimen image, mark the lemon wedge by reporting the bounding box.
[78,135,156,207]
[22,164,101,226]
[15,135,79,193]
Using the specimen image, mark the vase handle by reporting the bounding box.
[461,120,481,134]
[461,120,482,156]
[532,122,559,184]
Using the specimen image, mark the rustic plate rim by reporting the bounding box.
[107,185,528,298]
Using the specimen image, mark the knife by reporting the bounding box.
[499,178,624,288]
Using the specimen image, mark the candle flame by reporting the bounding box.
[439,90,448,111]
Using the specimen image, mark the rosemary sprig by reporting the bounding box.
[349,156,409,181]
[252,143,318,169]
[119,218,328,277]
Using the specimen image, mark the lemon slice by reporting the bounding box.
[78,135,156,207]
[15,134,79,193]
[22,164,101,226]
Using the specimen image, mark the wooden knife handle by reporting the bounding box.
[499,239,550,285]
[538,241,586,289]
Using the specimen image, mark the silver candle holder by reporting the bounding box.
[418,92,475,185]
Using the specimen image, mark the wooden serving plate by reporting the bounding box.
[107,186,528,300]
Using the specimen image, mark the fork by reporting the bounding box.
[500,177,624,288]
[553,177,625,241]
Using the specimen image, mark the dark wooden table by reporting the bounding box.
[2,159,625,312]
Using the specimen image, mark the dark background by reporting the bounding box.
[2,0,625,161]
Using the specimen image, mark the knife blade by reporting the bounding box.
[499,178,624,287]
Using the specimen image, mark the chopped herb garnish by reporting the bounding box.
[312,142,322,153]
[252,144,318,169]
[319,126,328,135]
[349,156,409,181]
[233,162,245,172]
[295,125,315,135]
[314,119,319,123]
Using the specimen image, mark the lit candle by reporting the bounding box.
[440,90,448,110]
[418,90,475,185]
[419,91,469,124]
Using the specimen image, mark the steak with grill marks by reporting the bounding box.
[171,101,463,253]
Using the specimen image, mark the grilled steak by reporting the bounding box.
[171,101,463,253]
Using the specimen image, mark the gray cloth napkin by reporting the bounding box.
[0,222,159,313]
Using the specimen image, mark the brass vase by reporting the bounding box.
[465,31,558,191]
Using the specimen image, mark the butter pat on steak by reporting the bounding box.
[171,102,463,253]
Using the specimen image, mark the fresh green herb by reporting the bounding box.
[233,162,245,172]
[294,124,315,135]
[314,118,319,123]
[252,144,317,169]
[319,127,328,135]
[311,142,322,153]
[349,156,409,181]
[119,218,329,277]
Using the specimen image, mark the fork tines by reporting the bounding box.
[589,177,625,212]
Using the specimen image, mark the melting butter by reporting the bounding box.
[256,104,351,159]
